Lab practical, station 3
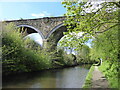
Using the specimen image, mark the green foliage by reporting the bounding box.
[90,26,118,62]
[76,45,91,64]
[2,23,52,75]
[52,49,74,67]
[89,24,118,88]
[62,0,119,88]
[83,65,94,88]
[2,23,79,75]
[59,33,90,51]
[99,61,118,88]
[61,0,119,49]
[62,52,74,66]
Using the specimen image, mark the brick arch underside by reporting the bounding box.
[17,25,44,39]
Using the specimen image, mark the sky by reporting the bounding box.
[0,2,66,20]
[0,2,66,47]
[24,33,43,46]
[0,1,92,54]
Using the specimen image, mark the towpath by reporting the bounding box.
[92,66,109,88]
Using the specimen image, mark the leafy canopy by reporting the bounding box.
[61,0,119,51]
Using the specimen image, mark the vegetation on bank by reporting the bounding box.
[82,65,94,88]
[2,3,119,88]
[2,23,52,75]
[99,61,119,88]
[62,0,119,88]
[91,26,119,88]
[2,23,93,75]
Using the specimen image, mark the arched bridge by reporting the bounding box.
[5,16,67,50]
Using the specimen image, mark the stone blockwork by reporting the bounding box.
[5,16,66,39]
[4,16,67,49]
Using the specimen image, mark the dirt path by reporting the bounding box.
[92,66,109,88]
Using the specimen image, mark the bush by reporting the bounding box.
[2,23,52,75]
[51,49,75,67]
[99,61,118,88]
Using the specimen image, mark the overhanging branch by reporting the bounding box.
[95,24,119,34]
[112,2,120,8]
[78,23,119,39]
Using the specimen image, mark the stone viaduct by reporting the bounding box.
[4,16,67,50]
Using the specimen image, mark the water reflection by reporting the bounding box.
[3,65,90,88]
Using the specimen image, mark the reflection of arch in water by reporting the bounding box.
[17,25,45,39]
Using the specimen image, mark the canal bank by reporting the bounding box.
[82,65,94,88]
[83,65,109,88]
[92,66,109,88]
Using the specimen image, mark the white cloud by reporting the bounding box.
[31,11,51,18]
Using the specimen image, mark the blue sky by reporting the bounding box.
[0,2,66,47]
[0,1,92,53]
[0,2,66,20]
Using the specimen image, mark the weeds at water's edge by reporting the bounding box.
[82,65,94,88]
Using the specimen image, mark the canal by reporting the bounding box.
[3,65,91,88]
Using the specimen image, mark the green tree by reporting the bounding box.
[61,0,119,48]
[61,0,119,88]
[90,25,118,66]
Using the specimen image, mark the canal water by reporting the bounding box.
[3,65,91,88]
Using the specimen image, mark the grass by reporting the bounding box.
[98,61,119,88]
[82,65,94,88]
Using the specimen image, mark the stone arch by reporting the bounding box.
[17,25,45,39]
[45,23,67,50]
[46,23,64,39]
